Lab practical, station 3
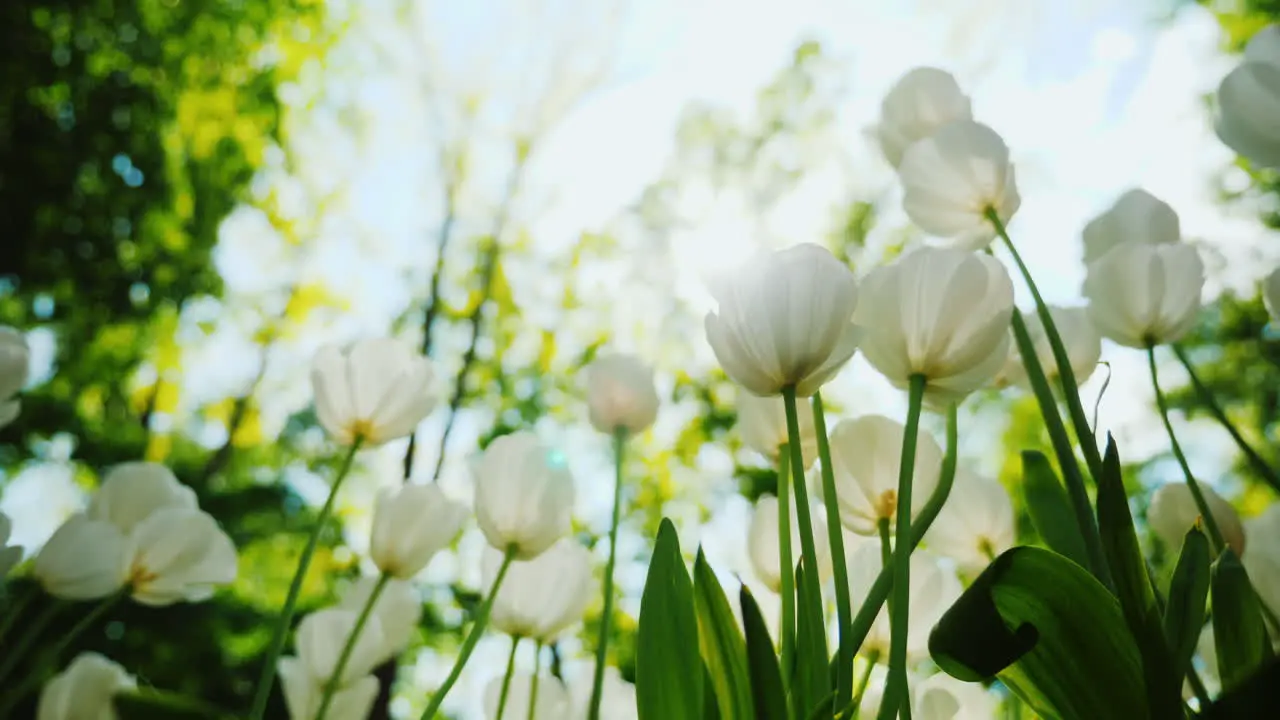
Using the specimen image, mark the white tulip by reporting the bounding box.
[87,462,197,534]
[828,415,944,535]
[1264,267,1280,323]
[704,243,860,397]
[997,307,1102,389]
[0,511,22,580]
[486,540,594,642]
[736,391,819,467]
[369,483,466,579]
[1243,503,1280,618]
[295,608,388,686]
[856,248,1014,404]
[571,663,638,720]
[585,354,660,434]
[127,508,238,606]
[1083,242,1204,349]
[747,495,833,593]
[898,120,1021,250]
[925,470,1015,572]
[1081,189,1180,266]
[846,543,961,660]
[278,657,378,720]
[473,431,574,559]
[338,576,423,660]
[1148,483,1246,557]
[35,515,131,600]
[876,67,973,168]
[0,327,28,429]
[1216,26,1280,168]
[311,338,437,446]
[37,652,136,720]
[913,672,1000,720]
[483,673,570,720]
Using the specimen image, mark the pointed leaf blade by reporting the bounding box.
[693,549,754,720]
[1211,548,1275,692]
[1022,451,1089,568]
[1163,525,1210,687]
[637,518,703,720]
[740,585,789,720]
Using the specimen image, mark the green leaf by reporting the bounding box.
[693,549,754,720]
[740,585,789,720]
[793,559,831,717]
[1022,451,1089,568]
[1202,655,1280,719]
[1211,548,1275,692]
[1163,525,1210,687]
[929,546,1148,720]
[1094,436,1180,718]
[637,518,703,720]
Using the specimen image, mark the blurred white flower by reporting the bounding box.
[1264,267,1280,323]
[747,495,832,593]
[486,540,594,642]
[295,608,388,686]
[828,415,944,536]
[0,511,23,581]
[473,432,574,560]
[736,392,818,467]
[997,307,1101,389]
[704,243,860,397]
[876,67,973,168]
[1083,242,1204,349]
[1216,26,1280,168]
[369,483,466,579]
[925,470,1015,572]
[338,576,423,661]
[37,652,136,720]
[570,663,638,720]
[127,508,237,606]
[846,543,962,660]
[1081,189,1180,266]
[35,515,131,600]
[311,338,436,446]
[1242,503,1280,618]
[898,120,1020,250]
[1148,483,1245,557]
[856,248,1014,404]
[585,354,660,435]
[483,673,570,720]
[0,327,29,429]
[913,672,1000,720]
[87,462,196,535]
[278,657,378,720]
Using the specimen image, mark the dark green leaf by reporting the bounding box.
[1163,526,1211,687]
[693,549,754,720]
[740,585,789,720]
[637,518,703,720]
[113,691,226,719]
[1201,655,1280,719]
[929,546,1148,720]
[703,663,722,720]
[1022,451,1089,568]
[793,559,831,717]
[1211,549,1275,692]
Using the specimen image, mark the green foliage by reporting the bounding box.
[693,550,754,720]
[636,519,702,720]
[739,586,788,720]
[1210,549,1275,691]
[1163,527,1210,688]
[1021,450,1089,568]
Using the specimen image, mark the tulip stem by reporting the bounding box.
[587,428,628,720]
[249,439,363,720]
[877,373,926,720]
[528,642,543,720]
[1146,346,1227,553]
[495,635,520,720]
[813,390,855,710]
[419,547,518,720]
[1171,344,1280,494]
[782,386,829,700]
[877,518,892,569]
[775,446,796,694]
[314,573,390,720]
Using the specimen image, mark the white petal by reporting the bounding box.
[35,515,130,601]
[296,608,388,685]
[129,508,237,606]
[1081,188,1180,265]
[87,462,196,534]
[37,652,135,720]
[473,432,574,559]
[486,539,594,642]
[370,483,467,578]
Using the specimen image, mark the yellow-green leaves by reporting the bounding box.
[637,519,702,720]
[693,550,753,720]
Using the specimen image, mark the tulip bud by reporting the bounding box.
[1264,267,1280,323]
[997,307,1102,389]
[876,67,973,168]
[37,652,136,720]
[1148,483,1245,557]
[473,431,574,559]
[295,608,388,686]
[747,495,832,592]
[845,543,961,660]
[1083,242,1204,349]
[704,243,860,397]
[828,415,944,535]
[898,120,1020,250]
[369,483,466,579]
[913,672,999,720]
[924,470,1015,571]
[571,663,638,720]
[484,673,570,720]
[338,576,423,662]
[0,511,22,581]
[1081,189,1180,266]
[35,515,130,600]
[1241,503,1280,619]
[311,338,437,447]
[736,392,818,468]
[1216,26,1280,169]
[856,248,1014,404]
[486,539,593,642]
[87,461,197,534]
[585,354,660,435]
[278,656,378,720]
[0,327,28,430]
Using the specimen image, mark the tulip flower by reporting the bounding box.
[997,307,1101,389]
[845,543,962,660]
[704,243,860,397]
[827,415,944,535]
[913,672,1000,720]
[473,431,574,560]
[898,120,1020,250]
[1148,482,1246,557]
[338,576,423,660]
[0,327,28,430]
[1083,242,1204,349]
[87,462,197,534]
[486,539,593,642]
[484,673,570,720]
[295,608,388,686]
[1081,188,1180,265]
[855,248,1014,404]
[35,515,132,600]
[37,652,136,720]
[1264,267,1280,323]
[278,657,378,720]
[311,338,437,446]
[1242,503,1280,618]
[0,511,22,581]
[1216,26,1280,168]
[585,354,660,435]
[736,392,819,468]
[876,67,973,168]
[924,469,1015,572]
[747,495,832,592]
[572,663,638,720]
[369,483,466,579]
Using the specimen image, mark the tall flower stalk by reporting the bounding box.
[588,428,628,720]
[812,390,854,708]
[782,385,829,692]
[775,445,796,692]
[495,636,521,720]
[314,573,390,720]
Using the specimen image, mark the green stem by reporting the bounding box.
[115,688,237,719]
[988,209,1105,481]
[419,547,518,720]
[0,597,62,684]
[495,635,520,720]
[315,573,390,720]
[588,428,627,720]
[528,642,543,720]
[1010,308,1114,591]
[1171,344,1280,494]
[876,374,926,720]
[782,386,828,695]
[0,592,122,715]
[877,518,892,570]
[776,444,795,693]
[813,390,855,710]
[249,440,364,720]
[1146,346,1227,552]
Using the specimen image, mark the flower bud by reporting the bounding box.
[1216,26,1280,168]
[747,495,832,592]
[37,652,135,720]
[924,470,1015,571]
[585,354,660,434]
[473,431,574,559]
[736,392,818,468]
[369,483,466,579]
[828,415,943,535]
[486,539,594,642]
[1083,242,1204,348]
[997,307,1102,389]
[311,338,437,446]
[1148,482,1245,557]
[876,67,973,168]
[1081,189,1180,266]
